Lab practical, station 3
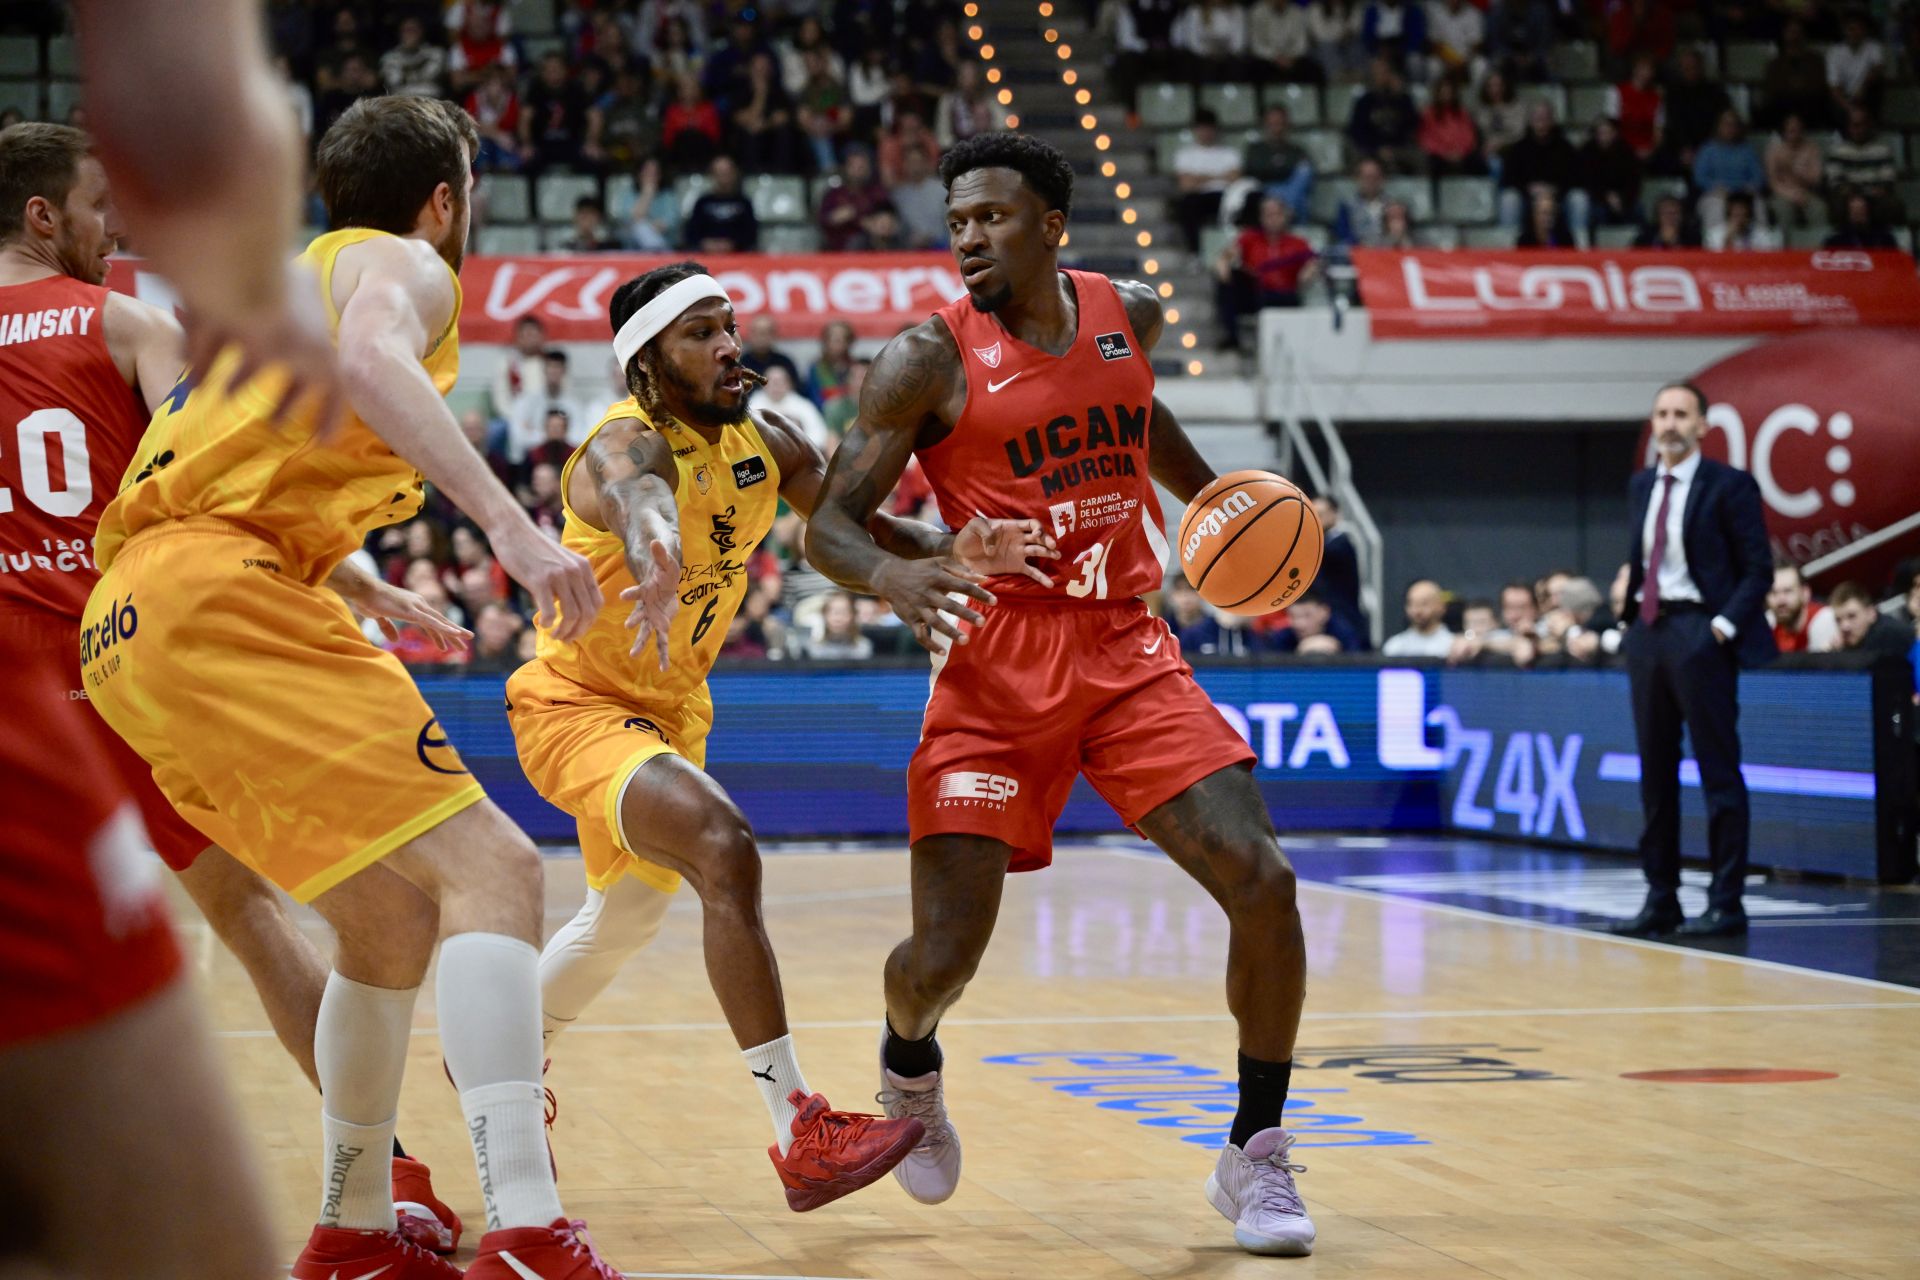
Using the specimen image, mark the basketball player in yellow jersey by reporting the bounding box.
[81,97,633,1280]
[510,262,1057,1212]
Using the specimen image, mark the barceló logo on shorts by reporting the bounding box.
[935,771,1020,809]
[79,593,138,666]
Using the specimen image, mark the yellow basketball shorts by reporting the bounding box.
[79,520,485,902]
[505,659,711,893]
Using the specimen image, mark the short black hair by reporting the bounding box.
[1315,492,1341,514]
[1464,597,1497,614]
[609,260,711,339]
[1193,107,1220,127]
[1657,380,1708,415]
[939,132,1073,219]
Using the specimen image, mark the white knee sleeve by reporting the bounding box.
[539,875,674,1045]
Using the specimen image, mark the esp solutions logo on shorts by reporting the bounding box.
[935,771,1020,809]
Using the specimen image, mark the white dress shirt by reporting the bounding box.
[1382,625,1457,658]
[1641,449,1736,640]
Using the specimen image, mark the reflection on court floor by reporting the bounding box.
[179,839,1920,1278]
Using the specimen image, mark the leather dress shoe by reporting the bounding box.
[1675,907,1748,938]
[1609,901,1684,938]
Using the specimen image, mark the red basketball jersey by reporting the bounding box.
[922,270,1168,603]
[0,275,148,620]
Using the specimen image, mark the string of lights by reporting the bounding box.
[967,3,1206,375]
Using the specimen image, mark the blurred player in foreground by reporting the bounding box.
[807,133,1316,1256]
[0,120,468,1255]
[82,97,624,1280]
[516,261,1053,1210]
[72,0,346,431]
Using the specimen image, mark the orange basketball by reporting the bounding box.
[1177,470,1323,616]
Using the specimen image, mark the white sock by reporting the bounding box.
[539,877,673,1051]
[459,1081,563,1231]
[438,932,565,1230]
[744,1034,810,1154]
[314,973,417,1231]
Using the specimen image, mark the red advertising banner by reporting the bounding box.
[457,251,962,342]
[1353,249,1920,339]
[104,251,965,343]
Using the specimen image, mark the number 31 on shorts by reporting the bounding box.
[1067,540,1109,599]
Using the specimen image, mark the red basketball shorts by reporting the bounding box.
[0,610,211,872]
[0,619,183,1047]
[908,599,1255,870]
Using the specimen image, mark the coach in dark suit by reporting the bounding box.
[1610,382,1776,939]
[1310,494,1369,648]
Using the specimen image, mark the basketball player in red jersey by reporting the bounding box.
[0,123,279,1279]
[806,133,1316,1257]
[0,123,465,1257]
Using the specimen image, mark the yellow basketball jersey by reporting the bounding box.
[536,397,781,704]
[94,227,461,584]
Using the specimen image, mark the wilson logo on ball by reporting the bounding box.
[1178,470,1324,617]
[1182,490,1257,560]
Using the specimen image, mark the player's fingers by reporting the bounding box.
[311,380,347,442]
[377,617,399,642]
[655,630,671,673]
[923,609,970,645]
[911,619,951,655]
[940,577,996,608]
[1026,540,1063,560]
[1018,564,1056,587]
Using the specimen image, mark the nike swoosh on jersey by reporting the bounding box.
[986,373,1022,393]
[498,1253,545,1280]
[1144,634,1164,654]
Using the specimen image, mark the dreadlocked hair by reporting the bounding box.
[608,261,764,426]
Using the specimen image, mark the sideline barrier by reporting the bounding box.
[421,655,1914,882]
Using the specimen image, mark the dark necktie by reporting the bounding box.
[1639,473,1676,626]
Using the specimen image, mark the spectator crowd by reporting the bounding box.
[246,0,999,255]
[1146,0,1920,347]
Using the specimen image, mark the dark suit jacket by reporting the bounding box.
[1316,528,1368,648]
[1625,456,1778,668]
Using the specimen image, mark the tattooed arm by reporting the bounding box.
[570,418,681,669]
[1114,278,1218,505]
[756,405,1051,574]
[753,404,950,558]
[803,321,1000,651]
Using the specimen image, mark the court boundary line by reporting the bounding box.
[212,1000,1920,1040]
[1083,845,1920,996]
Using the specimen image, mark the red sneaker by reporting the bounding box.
[290,1224,464,1279]
[393,1156,463,1255]
[770,1089,926,1212]
[466,1217,621,1279]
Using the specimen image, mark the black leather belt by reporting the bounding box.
[1655,601,1708,618]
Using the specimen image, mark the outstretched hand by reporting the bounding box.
[622,538,680,670]
[339,577,472,652]
[952,515,1061,587]
[872,556,995,655]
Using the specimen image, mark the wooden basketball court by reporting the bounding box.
[182,843,1920,1278]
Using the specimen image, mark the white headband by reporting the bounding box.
[612,275,732,368]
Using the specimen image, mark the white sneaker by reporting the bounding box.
[1205,1127,1316,1256]
[876,1038,962,1203]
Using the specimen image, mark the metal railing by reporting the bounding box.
[1260,317,1386,648]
